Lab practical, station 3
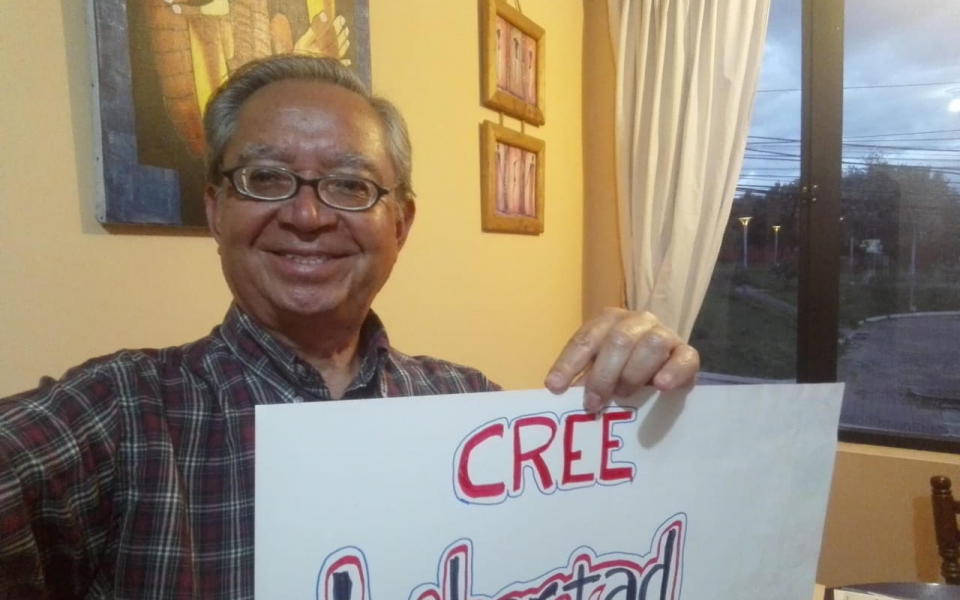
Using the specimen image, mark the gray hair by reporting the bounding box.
[203,54,415,203]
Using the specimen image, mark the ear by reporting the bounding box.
[394,197,416,251]
[204,184,224,243]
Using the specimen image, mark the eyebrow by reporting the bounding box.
[232,146,383,178]
[321,153,382,177]
[234,144,294,164]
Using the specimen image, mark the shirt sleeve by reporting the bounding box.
[0,369,120,599]
[479,373,503,392]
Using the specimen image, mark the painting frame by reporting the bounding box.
[480,0,545,126]
[480,121,545,235]
[85,0,372,229]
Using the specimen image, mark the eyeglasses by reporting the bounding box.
[221,165,392,211]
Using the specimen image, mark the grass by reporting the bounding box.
[690,271,797,379]
[838,274,960,326]
[690,262,960,379]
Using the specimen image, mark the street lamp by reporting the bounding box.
[771,225,781,266]
[738,217,752,268]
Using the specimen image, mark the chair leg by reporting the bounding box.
[931,476,960,585]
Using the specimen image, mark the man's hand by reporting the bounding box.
[543,308,700,412]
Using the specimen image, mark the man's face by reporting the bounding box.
[204,79,415,330]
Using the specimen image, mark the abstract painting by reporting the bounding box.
[87,0,371,228]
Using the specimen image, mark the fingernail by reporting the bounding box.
[545,372,563,391]
[584,391,603,413]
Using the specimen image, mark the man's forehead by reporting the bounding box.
[242,78,374,117]
[231,81,381,135]
[224,81,392,177]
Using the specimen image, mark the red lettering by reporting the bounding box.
[599,410,635,483]
[561,413,596,486]
[457,423,506,499]
[512,415,558,493]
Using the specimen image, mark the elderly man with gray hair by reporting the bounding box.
[0,54,699,599]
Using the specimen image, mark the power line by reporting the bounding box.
[747,141,960,154]
[748,135,801,143]
[750,131,960,145]
[739,166,802,171]
[744,147,804,158]
[842,128,960,140]
[743,155,800,162]
[744,153,960,167]
[842,142,960,153]
[751,139,960,147]
[756,80,960,93]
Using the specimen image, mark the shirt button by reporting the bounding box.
[295,364,308,378]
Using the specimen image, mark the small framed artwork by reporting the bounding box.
[480,0,545,126]
[86,0,371,228]
[480,121,545,235]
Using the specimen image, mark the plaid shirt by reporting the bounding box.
[0,305,499,600]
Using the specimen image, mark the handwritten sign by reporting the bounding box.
[255,383,843,600]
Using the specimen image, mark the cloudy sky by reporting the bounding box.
[738,0,960,196]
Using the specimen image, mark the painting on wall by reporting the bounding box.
[480,0,545,126]
[480,120,544,235]
[86,0,371,228]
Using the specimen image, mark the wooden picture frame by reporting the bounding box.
[86,0,371,228]
[480,0,545,126]
[480,121,545,235]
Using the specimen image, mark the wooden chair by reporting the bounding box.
[930,475,960,585]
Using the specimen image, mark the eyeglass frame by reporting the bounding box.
[219,165,394,212]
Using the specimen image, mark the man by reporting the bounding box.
[0,55,699,599]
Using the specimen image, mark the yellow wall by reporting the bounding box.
[0,0,584,396]
[581,0,624,318]
[817,443,960,587]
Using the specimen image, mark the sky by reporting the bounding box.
[737,0,960,197]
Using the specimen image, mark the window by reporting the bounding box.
[690,0,802,383]
[838,0,960,447]
[692,0,960,450]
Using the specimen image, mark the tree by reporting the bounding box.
[842,155,960,273]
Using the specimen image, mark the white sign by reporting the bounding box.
[256,383,843,600]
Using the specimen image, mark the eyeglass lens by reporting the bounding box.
[232,166,379,209]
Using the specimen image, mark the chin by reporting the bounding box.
[275,288,359,319]
[233,275,377,323]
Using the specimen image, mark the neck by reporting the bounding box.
[261,308,371,400]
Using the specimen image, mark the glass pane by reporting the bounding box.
[838,1,960,442]
[691,0,801,382]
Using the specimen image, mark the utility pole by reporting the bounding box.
[739,217,752,268]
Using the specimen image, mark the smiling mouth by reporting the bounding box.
[280,253,332,265]
[268,250,352,266]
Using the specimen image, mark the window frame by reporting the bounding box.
[797,0,960,453]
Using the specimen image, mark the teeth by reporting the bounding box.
[283,254,329,265]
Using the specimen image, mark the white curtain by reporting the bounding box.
[606,0,771,340]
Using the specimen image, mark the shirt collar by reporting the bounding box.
[218,303,391,401]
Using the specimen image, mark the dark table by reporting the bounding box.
[826,583,960,599]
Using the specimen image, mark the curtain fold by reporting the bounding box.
[606,0,771,340]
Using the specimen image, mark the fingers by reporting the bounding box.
[543,307,700,414]
[544,308,629,393]
[651,343,700,390]
[583,316,678,411]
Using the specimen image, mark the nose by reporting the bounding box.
[277,183,338,232]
